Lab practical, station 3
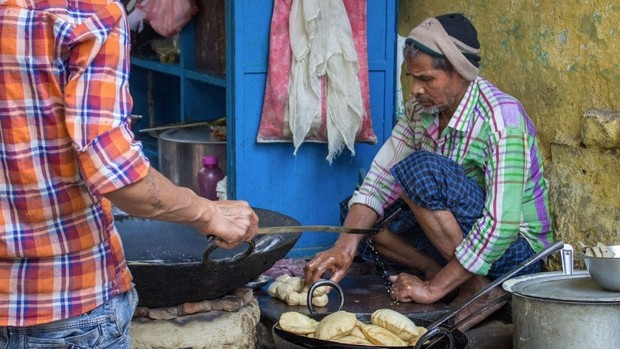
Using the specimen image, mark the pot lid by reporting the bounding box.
[503,271,620,303]
[159,126,225,144]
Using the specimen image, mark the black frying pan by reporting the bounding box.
[272,280,468,349]
[114,207,302,308]
[273,317,467,349]
[272,241,568,349]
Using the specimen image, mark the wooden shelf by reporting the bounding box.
[130,56,181,76]
[184,69,226,87]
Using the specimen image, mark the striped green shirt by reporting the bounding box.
[350,77,553,275]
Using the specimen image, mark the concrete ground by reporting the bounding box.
[463,305,513,349]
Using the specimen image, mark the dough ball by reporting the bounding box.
[312,285,329,297]
[276,283,294,300]
[298,291,308,306]
[285,276,305,292]
[278,311,318,335]
[315,311,357,340]
[285,291,302,306]
[311,294,328,307]
[371,308,427,341]
[266,281,280,297]
[275,274,292,283]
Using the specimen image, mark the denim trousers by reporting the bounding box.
[0,288,138,349]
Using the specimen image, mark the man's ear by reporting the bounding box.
[453,72,469,86]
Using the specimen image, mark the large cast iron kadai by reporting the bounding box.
[114,207,302,308]
[272,280,469,349]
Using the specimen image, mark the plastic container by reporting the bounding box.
[197,155,224,200]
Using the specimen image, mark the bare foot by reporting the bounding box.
[449,276,509,332]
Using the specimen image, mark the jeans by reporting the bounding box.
[0,288,138,349]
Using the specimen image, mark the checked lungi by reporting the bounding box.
[342,151,542,280]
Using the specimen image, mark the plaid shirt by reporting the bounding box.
[350,77,553,275]
[0,0,149,326]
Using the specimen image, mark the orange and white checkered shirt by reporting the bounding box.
[0,0,149,326]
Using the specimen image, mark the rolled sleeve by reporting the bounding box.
[60,3,149,195]
[77,122,150,196]
[349,189,387,217]
[349,118,416,219]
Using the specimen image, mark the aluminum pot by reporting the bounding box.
[503,271,620,349]
[158,126,226,193]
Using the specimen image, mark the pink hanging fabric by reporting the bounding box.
[257,0,377,159]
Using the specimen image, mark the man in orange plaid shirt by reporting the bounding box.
[0,1,258,347]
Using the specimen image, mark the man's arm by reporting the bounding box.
[337,203,379,250]
[349,117,417,217]
[304,204,378,284]
[104,166,211,225]
[305,113,420,284]
[60,5,258,247]
[104,166,258,249]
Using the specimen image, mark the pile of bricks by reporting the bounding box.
[133,287,254,320]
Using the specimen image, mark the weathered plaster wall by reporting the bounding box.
[398,1,620,264]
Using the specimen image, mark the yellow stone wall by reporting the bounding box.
[398,1,620,265]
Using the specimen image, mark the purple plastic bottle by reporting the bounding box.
[197,155,224,200]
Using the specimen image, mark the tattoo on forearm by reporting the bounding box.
[145,171,163,210]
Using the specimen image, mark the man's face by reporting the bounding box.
[406,53,467,115]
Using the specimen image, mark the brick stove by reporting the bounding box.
[130,288,259,349]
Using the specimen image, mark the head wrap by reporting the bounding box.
[406,13,480,81]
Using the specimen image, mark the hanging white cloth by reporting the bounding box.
[287,0,364,163]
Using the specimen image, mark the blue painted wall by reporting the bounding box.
[227,1,398,258]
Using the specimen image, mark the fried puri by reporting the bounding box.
[315,310,357,340]
[358,323,406,346]
[278,308,428,347]
[278,311,319,335]
[371,308,427,342]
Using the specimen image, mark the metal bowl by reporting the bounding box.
[583,245,620,291]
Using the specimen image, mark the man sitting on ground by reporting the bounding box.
[304,13,553,331]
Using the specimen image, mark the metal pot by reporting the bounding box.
[158,126,226,193]
[503,271,620,349]
[114,207,301,308]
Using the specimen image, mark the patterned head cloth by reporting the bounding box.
[406,13,480,81]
